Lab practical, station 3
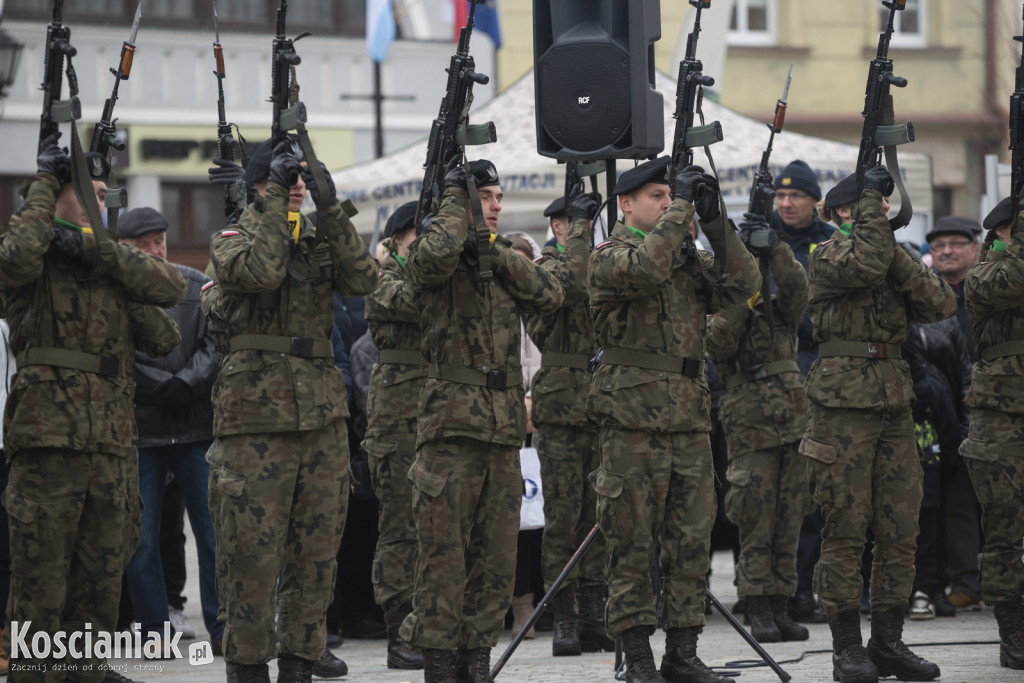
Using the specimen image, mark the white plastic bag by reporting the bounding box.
[519,446,545,530]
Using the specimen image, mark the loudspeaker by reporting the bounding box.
[533,0,663,161]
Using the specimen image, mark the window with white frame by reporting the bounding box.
[881,0,926,48]
[728,0,777,47]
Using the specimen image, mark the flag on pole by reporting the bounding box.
[367,0,396,63]
[452,0,502,50]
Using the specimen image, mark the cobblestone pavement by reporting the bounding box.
[92,541,1013,683]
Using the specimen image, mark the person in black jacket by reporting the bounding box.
[120,208,224,653]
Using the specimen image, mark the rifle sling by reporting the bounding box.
[883,95,913,230]
[694,88,724,286]
[69,119,109,254]
[464,164,492,282]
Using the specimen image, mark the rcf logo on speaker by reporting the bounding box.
[577,93,591,107]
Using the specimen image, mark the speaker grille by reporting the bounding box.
[536,42,631,154]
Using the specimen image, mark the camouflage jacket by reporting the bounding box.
[364,253,426,438]
[0,173,186,458]
[206,183,378,437]
[588,200,760,433]
[706,240,809,454]
[963,223,1024,417]
[524,218,596,428]
[805,190,956,412]
[406,186,565,447]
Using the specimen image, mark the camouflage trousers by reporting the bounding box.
[801,404,922,616]
[399,436,521,650]
[5,448,138,683]
[367,432,418,614]
[961,407,1024,605]
[592,427,715,638]
[724,442,809,597]
[207,420,349,665]
[536,424,605,591]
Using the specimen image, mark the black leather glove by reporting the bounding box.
[208,157,244,185]
[673,164,706,203]
[738,212,777,252]
[443,160,468,191]
[301,161,337,206]
[863,165,895,197]
[49,226,84,260]
[37,133,71,185]
[567,191,600,222]
[694,173,721,222]
[269,141,302,188]
[158,377,192,416]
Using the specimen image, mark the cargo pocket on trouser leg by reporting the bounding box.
[723,462,757,528]
[407,458,450,548]
[799,436,838,512]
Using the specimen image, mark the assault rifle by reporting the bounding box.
[414,0,497,232]
[856,0,914,229]
[211,2,246,217]
[270,0,304,183]
[747,67,791,222]
[1010,6,1024,218]
[562,160,605,245]
[39,0,79,152]
[667,0,722,186]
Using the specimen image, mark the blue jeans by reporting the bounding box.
[126,440,223,642]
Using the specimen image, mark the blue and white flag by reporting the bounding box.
[367,0,396,63]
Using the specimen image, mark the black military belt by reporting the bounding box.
[818,340,901,360]
[428,364,524,390]
[229,334,334,359]
[725,360,800,391]
[377,349,428,366]
[600,347,705,377]
[540,353,590,370]
[978,340,1024,362]
[18,346,127,377]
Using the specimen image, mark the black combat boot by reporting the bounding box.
[660,627,728,683]
[550,588,582,656]
[828,607,878,683]
[386,605,424,669]
[276,655,315,683]
[994,596,1024,670]
[454,647,493,683]
[746,595,781,643]
[621,626,665,683]
[226,661,271,683]
[866,604,940,681]
[311,650,348,678]
[770,595,809,641]
[577,584,615,652]
[423,649,457,683]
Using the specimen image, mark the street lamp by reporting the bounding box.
[0,26,24,100]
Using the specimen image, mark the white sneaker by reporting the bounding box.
[168,606,196,639]
[908,591,935,620]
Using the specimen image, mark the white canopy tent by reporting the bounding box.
[332,68,933,245]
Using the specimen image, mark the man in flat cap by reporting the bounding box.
[118,208,224,656]
[399,158,564,681]
[525,187,611,657]
[204,136,377,682]
[361,201,426,671]
[803,167,954,682]
[957,195,1024,671]
[588,156,758,683]
[0,135,185,680]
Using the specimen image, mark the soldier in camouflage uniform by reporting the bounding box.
[801,168,954,683]
[363,201,426,671]
[526,192,610,657]
[203,138,378,683]
[588,157,759,683]
[0,137,186,682]
[959,196,1024,670]
[705,214,811,644]
[397,159,564,683]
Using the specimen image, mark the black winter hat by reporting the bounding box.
[543,196,567,219]
[119,207,169,239]
[774,159,821,201]
[613,156,670,196]
[384,201,418,239]
[468,159,500,188]
[823,173,859,209]
[925,216,980,243]
[983,197,1014,231]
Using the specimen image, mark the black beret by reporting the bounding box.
[983,196,1014,231]
[823,173,859,209]
[85,152,110,184]
[543,196,566,219]
[383,201,417,239]
[613,156,670,196]
[119,207,168,239]
[243,136,303,184]
[925,216,980,243]
[774,159,821,201]
[468,159,500,188]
